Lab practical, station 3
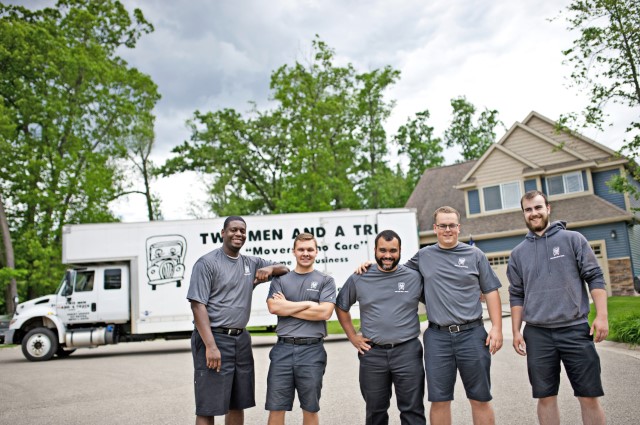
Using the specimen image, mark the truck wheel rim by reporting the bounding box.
[27,333,51,357]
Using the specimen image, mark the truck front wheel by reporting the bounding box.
[22,328,59,362]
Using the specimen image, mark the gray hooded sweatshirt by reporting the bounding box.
[507,220,606,328]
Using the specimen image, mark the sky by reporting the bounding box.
[14,0,636,222]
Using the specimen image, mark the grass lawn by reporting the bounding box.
[589,296,640,344]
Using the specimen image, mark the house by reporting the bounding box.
[405,111,640,302]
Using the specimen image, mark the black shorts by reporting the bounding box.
[191,329,256,416]
[523,323,604,398]
[265,339,327,413]
[423,324,492,402]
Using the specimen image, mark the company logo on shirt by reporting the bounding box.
[307,281,320,292]
[244,265,250,275]
[551,246,565,260]
[395,281,409,293]
[455,257,468,269]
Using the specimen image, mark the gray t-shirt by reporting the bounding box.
[187,248,274,328]
[267,270,336,338]
[405,242,501,326]
[336,265,423,345]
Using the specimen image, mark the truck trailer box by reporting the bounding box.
[61,208,419,333]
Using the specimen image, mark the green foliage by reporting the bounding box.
[395,109,445,189]
[559,0,640,200]
[589,296,640,344]
[123,115,162,220]
[610,313,640,345]
[162,37,426,214]
[0,0,159,303]
[444,96,503,161]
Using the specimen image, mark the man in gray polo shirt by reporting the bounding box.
[187,216,289,425]
[337,229,426,425]
[406,206,503,425]
[265,232,336,425]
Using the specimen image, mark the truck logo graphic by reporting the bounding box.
[146,235,187,290]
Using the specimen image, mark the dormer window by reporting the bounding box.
[546,171,584,196]
[483,181,521,211]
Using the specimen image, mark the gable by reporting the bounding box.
[472,148,527,184]
[524,115,614,160]
[502,126,576,166]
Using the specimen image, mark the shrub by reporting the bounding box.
[610,313,640,345]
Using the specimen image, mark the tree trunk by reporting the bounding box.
[0,194,18,313]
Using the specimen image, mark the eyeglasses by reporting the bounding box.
[435,224,460,230]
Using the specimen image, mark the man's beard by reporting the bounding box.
[376,256,400,271]
[525,214,549,233]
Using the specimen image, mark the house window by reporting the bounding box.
[483,181,521,211]
[546,171,584,196]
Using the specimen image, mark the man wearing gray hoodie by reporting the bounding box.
[508,190,608,425]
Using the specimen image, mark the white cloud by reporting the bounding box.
[7,0,634,220]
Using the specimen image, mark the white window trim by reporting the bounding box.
[480,181,522,213]
[546,171,584,196]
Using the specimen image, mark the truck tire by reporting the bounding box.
[22,328,59,362]
[56,347,76,358]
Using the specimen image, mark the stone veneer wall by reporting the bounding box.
[608,258,636,296]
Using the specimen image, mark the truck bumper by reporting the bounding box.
[2,329,15,345]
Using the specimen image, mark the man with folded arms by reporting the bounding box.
[187,216,289,425]
[265,232,336,425]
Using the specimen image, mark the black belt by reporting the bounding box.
[211,327,244,336]
[428,319,483,333]
[371,338,412,349]
[278,337,322,345]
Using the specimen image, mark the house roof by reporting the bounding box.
[406,160,633,239]
[459,111,619,185]
[405,161,475,231]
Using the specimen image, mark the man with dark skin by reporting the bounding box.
[187,216,289,425]
[337,230,426,425]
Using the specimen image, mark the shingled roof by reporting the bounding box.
[405,161,634,241]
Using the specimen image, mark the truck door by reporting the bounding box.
[97,266,130,323]
[57,269,100,324]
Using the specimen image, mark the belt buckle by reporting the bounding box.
[448,324,460,333]
[227,328,233,335]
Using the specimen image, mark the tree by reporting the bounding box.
[444,96,503,161]
[163,37,405,215]
[0,0,159,303]
[394,109,445,189]
[559,0,640,202]
[269,38,361,212]
[123,115,162,221]
[352,67,404,208]
[163,106,290,216]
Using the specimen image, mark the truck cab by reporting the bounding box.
[7,264,130,361]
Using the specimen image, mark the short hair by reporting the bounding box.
[375,230,401,249]
[223,215,246,229]
[293,232,317,249]
[433,206,460,223]
[520,190,549,210]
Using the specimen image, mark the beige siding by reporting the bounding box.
[502,127,576,166]
[526,116,610,159]
[472,149,525,185]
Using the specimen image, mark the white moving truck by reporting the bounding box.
[5,209,419,361]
